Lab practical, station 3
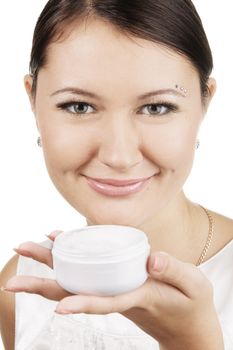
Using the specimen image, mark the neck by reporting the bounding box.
[138,192,209,264]
[86,191,209,265]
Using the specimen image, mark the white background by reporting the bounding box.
[0,0,232,274]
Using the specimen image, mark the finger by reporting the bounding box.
[46,230,63,241]
[5,275,71,301]
[148,252,209,299]
[56,287,143,315]
[14,241,53,269]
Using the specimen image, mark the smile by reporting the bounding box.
[84,175,154,197]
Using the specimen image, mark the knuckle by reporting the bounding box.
[36,278,48,297]
[164,254,178,276]
[83,297,94,313]
[166,258,185,284]
[174,265,184,284]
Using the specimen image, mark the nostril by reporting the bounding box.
[97,145,143,170]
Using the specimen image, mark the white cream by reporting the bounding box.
[52,225,150,296]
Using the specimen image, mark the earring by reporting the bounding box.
[196,139,200,149]
[37,136,42,147]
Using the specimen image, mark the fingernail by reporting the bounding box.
[14,243,28,251]
[5,276,21,292]
[55,307,70,315]
[0,286,13,293]
[13,248,32,258]
[13,248,22,255]
[152,253,167,272]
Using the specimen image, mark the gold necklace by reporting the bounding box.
[196,206,214,266]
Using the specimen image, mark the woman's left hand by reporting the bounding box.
[5,231,224,350]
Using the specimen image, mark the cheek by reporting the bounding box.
[142,118,198,173]
[40,122,96,176]
[39,109,200,180]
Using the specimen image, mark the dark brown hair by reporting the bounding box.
[29,0,213,97]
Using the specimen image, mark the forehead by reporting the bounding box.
[40,18,199,94]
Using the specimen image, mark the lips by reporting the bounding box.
[84,175,154,197]
[85,176,153,186]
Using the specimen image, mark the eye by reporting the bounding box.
[56,101,95,115]
[140,103,178,116]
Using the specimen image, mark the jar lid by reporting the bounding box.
[52,225,150,263]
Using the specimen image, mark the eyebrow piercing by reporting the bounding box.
[175,84,188,96]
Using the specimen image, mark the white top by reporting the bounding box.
[15,239,233,350]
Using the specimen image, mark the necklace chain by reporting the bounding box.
[196,205,214,266]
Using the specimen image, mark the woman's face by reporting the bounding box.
[25,18,215,227]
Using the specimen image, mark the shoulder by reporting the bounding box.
[0,254,19,350]
[209,209,233,255]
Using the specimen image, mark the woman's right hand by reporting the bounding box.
[5,231,72,301]
[5,231,224,350]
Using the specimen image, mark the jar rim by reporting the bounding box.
[52,225,150,262]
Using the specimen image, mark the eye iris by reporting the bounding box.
[74,103,87,113]
[149,105,164,114]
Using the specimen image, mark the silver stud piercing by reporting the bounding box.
[196,139,200,149]
[175,84,188,96]
[37,136,42,147]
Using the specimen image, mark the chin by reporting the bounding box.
[85,210,142,228]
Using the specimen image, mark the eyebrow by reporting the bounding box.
[50,87,186,99]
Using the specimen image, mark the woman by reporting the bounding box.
[0,0,233,349]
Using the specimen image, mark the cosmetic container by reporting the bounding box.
[52,225,150,296]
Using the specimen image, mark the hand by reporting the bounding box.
[6,231,224,350]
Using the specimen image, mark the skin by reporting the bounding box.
[1,16,233,349]
[27,18,216,262]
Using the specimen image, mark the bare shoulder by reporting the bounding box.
[0,254,19,350]
[209,209,233,251]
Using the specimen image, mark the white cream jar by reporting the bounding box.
[52,225,151,296]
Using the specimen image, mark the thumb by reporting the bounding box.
[148,252,207,299]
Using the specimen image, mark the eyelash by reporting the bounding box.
[56,100,178,117]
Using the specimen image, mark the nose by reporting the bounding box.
[97,117,143,171]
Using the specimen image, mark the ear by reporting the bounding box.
[203,77,217,112]
[24,74,39,131]
[24,74,35,110]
